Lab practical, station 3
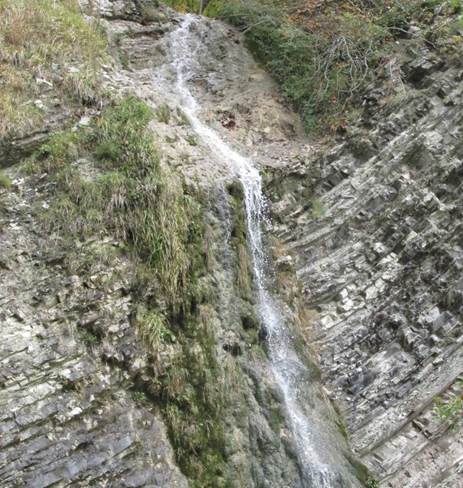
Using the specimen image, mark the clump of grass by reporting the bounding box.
[155,103,171,124]
[33,95,227,487]
[136,306,176,355]
[132,391,148,403]
[0,0,107,138]
[186,134,198,146]
[366,478,380,488]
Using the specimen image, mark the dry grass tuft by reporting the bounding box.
[0,0,107,138]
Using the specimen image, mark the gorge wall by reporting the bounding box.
[1,1,462,487]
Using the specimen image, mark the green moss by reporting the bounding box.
[228,182,253,301]
[346,453,378,487]
[0,171,12,189]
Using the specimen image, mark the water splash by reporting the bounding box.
[166,15,351,487]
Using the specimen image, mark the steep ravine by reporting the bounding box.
[1,1,462,487]
[165,15,362,488]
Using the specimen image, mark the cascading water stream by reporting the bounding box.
[166,15,348,487]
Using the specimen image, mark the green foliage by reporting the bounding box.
[92,97,156,169]
[155,103,171,124]
[132,391,148,402]
[136,307,176,354]
[366,478,380,488]
[35,131,81,169]
[80,329,99,345]
[186,134,198,146]
[433,391,463,429]
[33,96,226,487]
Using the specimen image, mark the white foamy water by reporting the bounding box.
[166,15,347,487]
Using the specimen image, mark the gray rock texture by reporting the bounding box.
[0,2,310,487]
[0,169,188,487]
[3,1,462,487]
[265,44,463,487]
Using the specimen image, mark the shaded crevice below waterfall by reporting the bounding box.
[166,15,360,488]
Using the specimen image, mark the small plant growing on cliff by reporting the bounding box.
[155,103,171,123]
[433,391,463,430]
[186,134,198,146]
[132,391,147,403]
[136,307,176,355]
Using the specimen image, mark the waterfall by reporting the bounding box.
[166,15,351,487]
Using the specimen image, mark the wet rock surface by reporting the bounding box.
[0,2,308,487]
[265,46,463,487]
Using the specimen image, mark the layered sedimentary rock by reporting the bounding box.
[2,1,462,486]
[265,43,463,487]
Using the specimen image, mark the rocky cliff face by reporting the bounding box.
[0,2,317,487]
[264,36,463,487]
[1,1,462,487]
